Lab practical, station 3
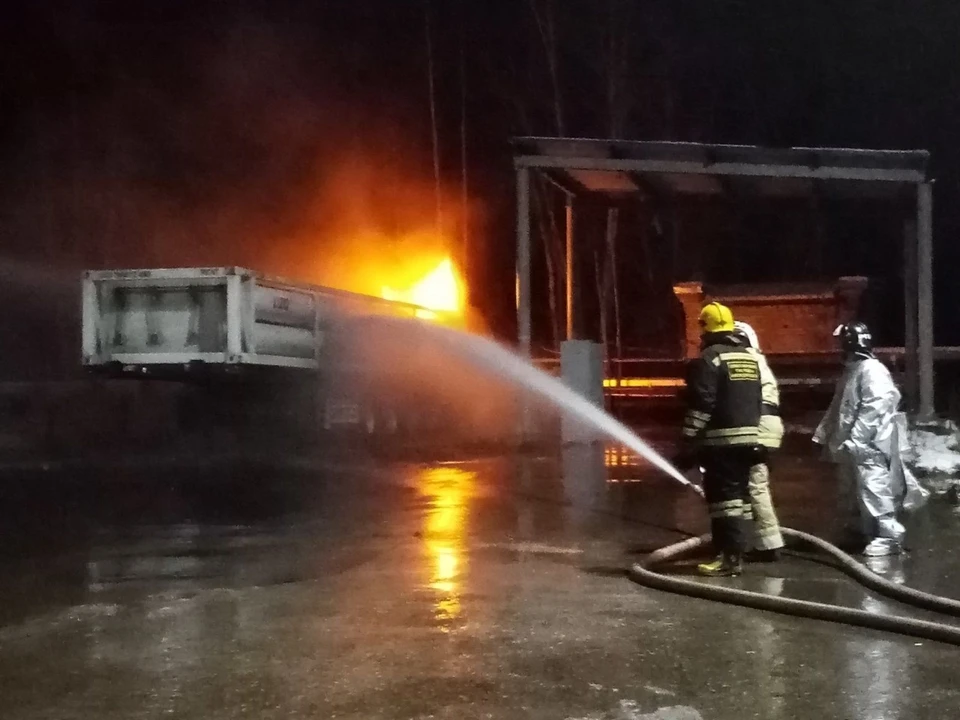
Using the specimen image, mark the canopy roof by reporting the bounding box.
[512,137,931,200]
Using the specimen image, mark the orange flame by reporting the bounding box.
[382,257,464,317]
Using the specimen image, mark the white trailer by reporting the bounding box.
[81,266,451,438]
[82,266,433,372]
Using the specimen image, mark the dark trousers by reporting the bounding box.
[701,446,755,556]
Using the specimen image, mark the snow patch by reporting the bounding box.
[906,422,960,477]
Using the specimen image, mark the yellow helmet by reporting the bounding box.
[698,301,735,334]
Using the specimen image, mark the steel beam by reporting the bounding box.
[543,168,589,196]
[516,167,533,441]
[903,217,919,411]
[918,182,935,418]
[514,155,925,184]
[565,198,574,340]
[516,167,532,359]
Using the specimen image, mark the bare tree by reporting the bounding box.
[482,1,677,354]
[528,0,565,136]
[528,0,569,351]
[597,1,635,365]
[424,0,442,236]
[459,1,469,273]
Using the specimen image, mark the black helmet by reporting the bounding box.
[834,322,873,358]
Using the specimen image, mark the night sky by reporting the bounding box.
[2,1,960,376]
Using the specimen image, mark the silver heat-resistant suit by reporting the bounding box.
[814,346,928,556]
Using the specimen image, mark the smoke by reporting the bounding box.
[2,8,477,280]
[0,7,482,377]
[269,148,477,296]
[337,314,524,447]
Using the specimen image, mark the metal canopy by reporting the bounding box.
[513,136,929,179]
[514,136,929,199]
[512,136,935,418]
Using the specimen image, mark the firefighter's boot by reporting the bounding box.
[697,553,742,577]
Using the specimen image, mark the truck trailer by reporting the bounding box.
[81,266,450,372]
[81,266,459,440]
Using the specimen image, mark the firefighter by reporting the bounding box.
[676,302,762,577]
[813,322,928,556]
[733,320,785,561]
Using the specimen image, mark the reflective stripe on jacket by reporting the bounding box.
[682,334,762,449]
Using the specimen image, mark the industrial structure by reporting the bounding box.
[512,137,936,418]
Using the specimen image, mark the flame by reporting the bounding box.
[381,257,463,316]
[273,151,479,326]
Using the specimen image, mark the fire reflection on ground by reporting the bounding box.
[417,466,475,630]
[604,446,648,483]
[604,446,640,469]
[604,444,684,484]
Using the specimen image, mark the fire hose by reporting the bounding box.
[629,527,960,646]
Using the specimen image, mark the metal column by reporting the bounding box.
[225,274,243,361]
[918,182,935,418]
[565,198,574,340]
[516,167,532,359]
[903,218,918,411]
[515,167,533,441]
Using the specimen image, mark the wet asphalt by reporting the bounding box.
[1,445,960,719]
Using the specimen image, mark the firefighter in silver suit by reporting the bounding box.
[814,322,928,556]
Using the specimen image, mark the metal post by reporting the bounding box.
[918,182,935,418]
[903,218,918,411]
[516,167,532,359]
[225,274,242,361]
[516,167,532,442]
[81,272,98,363]
[565,197,574,340]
